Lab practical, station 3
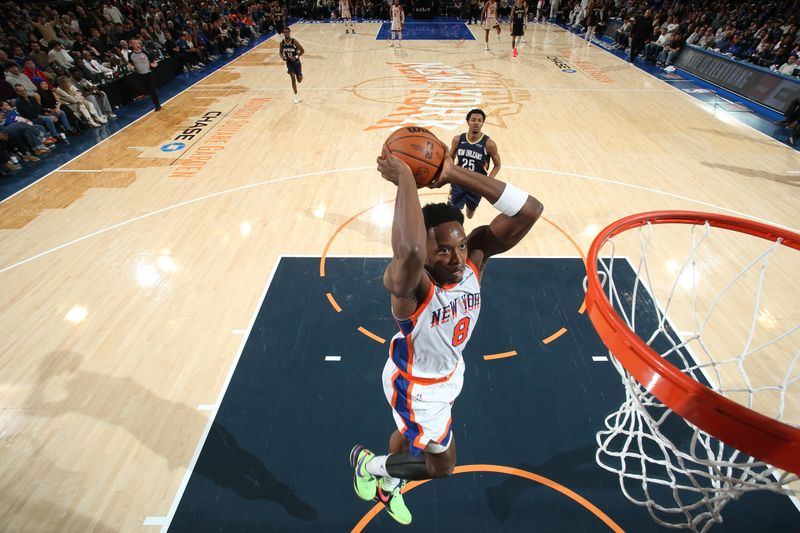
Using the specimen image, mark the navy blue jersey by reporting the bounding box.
[280,38,300,62]
[512,6,526,24]
[455,133,490,175]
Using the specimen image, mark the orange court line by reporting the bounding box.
[319,192,445,277]
[541,215,588,316]
[543,327,568,344]
[483,350,518,361]
[325,292,342,313]
[541,215,586,264]
[351,464,625,533]
[357,326,385,344]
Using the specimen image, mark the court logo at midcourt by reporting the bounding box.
[359,62,530,131]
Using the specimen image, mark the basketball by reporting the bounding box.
[384,127,447,188]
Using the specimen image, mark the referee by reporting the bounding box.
[129,39,161,112]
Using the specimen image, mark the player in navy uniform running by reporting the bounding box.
[349,134,543,525]
[448,109,501,219]
[510,0,526,56]
[278,27,304,103]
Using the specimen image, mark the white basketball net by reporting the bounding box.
[591,220,800,532]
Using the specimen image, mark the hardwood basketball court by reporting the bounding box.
[1,21,798,531]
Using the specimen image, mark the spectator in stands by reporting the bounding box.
[2,99,56,152]
[686,25,704,45]
[55,28,76,50]
[48,41,75,70]
[0,104,50,159]
[658,32,684,67]
[645,27,669,61]
[152,24,168,49]
[81,51,115,80]
[29,13,59,45]
[14,83,70,141]
[726,34,747,58]
[22,58,52,86]
[777,55,798,75]
[89,28,110,56]
[176,31,205,69]
[11,46,27,68]
[37,80,81,135]
[55,76,107,127]
[0,132,24,173]
[103,3,125,25]
[28,42,51,72]
[70,68,116,121]
[614,17,633,49]
[118,40,132,63]
[5,62,37,94]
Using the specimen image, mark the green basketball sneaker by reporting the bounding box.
[376,478,412,525]
[349,445,377,501]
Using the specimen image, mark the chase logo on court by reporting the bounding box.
[161,142,186,152]
[547,56,576,73]
[160,111,224,154]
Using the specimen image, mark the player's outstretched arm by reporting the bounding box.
[449,135,460,161]
[486,138,501,179]
[438,161,543,262]
[377,147,427,316]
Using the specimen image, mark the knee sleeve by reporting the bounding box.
[386,452,430,480]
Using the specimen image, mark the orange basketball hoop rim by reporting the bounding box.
[585,210,800,475]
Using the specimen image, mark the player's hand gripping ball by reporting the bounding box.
[384,126,447,188]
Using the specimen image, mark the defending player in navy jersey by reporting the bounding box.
[448,108,501,219]
[278,27,304,104]
[349,136,543,524]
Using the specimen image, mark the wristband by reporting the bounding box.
[492,183,528,217]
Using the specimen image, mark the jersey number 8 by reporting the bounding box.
[452,317,471,347]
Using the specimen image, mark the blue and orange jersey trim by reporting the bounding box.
[391,281,434,375]
[391,371,426,455]
[466,258,480,284]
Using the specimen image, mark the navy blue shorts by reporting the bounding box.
[286,59,302,76]
[449,184,481,211]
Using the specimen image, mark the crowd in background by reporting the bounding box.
[497,0,799,74]
[1,0,289,175]
[2,0,799,175]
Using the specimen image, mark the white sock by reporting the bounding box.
[381,476,402,491]
[365,454,389,477]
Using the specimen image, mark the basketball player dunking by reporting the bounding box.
[449,108,501,219]
[350,139,543,525]
[340,0,355,34]
[481,0,501,51]
[278,27,304,104]
[389,0,405,48]
[510,0,526,56]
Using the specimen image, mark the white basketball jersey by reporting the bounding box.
[391,5,404,23]
[485,0,498,18]
[389,259,481,381]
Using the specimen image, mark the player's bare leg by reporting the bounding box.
[466,206,476,219]
[290,73,301,103]
[484,29,490,50]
